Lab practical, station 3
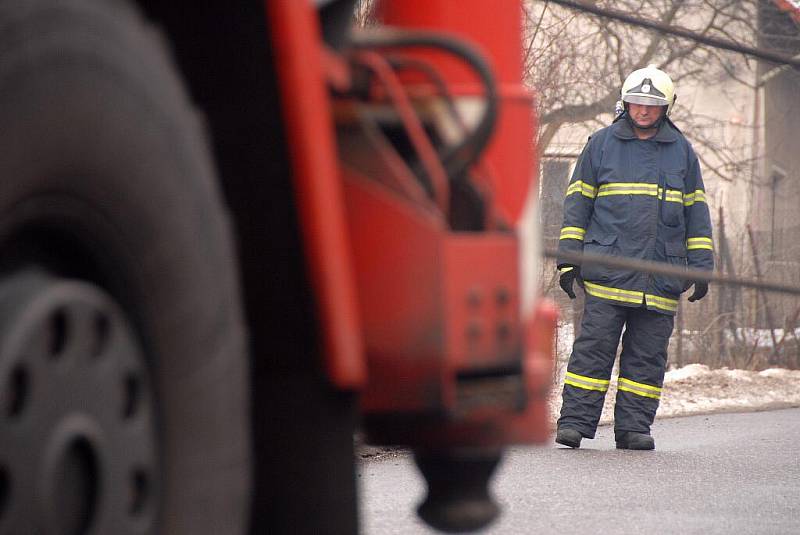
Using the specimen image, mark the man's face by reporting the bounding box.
[628,103,664,129]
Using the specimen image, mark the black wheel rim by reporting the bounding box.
[0,270,159,534]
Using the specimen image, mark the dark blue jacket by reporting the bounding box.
[557,117,714,315]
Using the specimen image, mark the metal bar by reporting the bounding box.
[543,246,800,296]
[747,225,781,363]
[547,0,800,70]
[267,0,366,389]
[543,152,582,159]
[716,207,726,364]
[354,50,451,213]
[676,299,684,367]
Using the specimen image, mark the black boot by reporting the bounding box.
[615,431,655,450]
[555,428,582,449]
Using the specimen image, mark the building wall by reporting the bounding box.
[751,2,800,325]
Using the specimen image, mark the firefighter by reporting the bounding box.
[555,65,714,450]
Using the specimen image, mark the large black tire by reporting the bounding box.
[0,1,249,534]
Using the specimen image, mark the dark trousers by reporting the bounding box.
[558,295,675,437]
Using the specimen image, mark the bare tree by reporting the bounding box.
[354,0,376,27]
[523,0,761,181]
[524,1,793,369]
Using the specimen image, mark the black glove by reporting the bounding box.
[559,265,580,299]
[688,281,708,302]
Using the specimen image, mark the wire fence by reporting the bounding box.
[540,237,800,373]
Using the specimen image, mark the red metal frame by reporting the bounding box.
[267,0,555,449]
[336,0,554,447]
[341,163,555,447]
[378,0,537,226]
[354,50,451,213]
[264,1,366,389]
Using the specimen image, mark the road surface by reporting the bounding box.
[357,408,800,534]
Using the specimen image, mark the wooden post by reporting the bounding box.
[747,225,780,365]
[720,216,743,365]
[716,207,726,366]
[676,299,684,368]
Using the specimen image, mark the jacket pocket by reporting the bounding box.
[661,173,685,228]
[582,232,617,282]
[660,241,688,295]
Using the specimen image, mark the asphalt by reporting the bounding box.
[357,408,800,534]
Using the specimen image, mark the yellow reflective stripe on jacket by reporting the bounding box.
[661,189,684,204]
[687,236,713,251]
[565,371,610,392]
[597,182,683,203]
[560,226,586,241]
[645,294,679,312]
[618,377,662,400]
[583,281,644,305]
[683,189,707,206]
[566,180,598,199]
[597,182,657,197]
[584,282,678,311]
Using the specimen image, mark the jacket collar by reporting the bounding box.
[612,114,678,143]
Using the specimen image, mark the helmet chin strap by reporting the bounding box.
[627,114,661,130]
[623,103,667,131]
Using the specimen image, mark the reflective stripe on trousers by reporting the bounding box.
[558,294,674,437]
[564,371,610,392]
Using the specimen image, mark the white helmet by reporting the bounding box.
[621,65,676,115]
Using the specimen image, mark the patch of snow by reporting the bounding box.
[664,363,710,382]
[759,368,800,378]
[556,321,574,359]
[722,368,753,381]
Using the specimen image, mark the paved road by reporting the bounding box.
[357,408,800,534]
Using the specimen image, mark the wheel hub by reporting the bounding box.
[0,270,158,534]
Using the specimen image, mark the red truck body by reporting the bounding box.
[0,1,556,533]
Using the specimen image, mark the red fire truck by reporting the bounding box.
[0,1,556,533]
